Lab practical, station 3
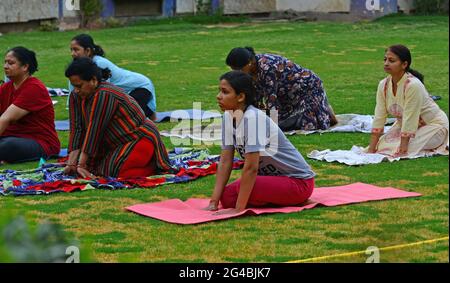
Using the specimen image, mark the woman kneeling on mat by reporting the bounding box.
[204,71,316,215]
[0,47,60,163]
[64,57,172,178]
[69,34,157,120]
[368,45,448,157]
[225,47,337,132]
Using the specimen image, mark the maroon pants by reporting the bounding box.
[220,176,314,208]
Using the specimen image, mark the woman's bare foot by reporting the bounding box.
[328,104,338,126]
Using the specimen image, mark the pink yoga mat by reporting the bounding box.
[126,182,421,224]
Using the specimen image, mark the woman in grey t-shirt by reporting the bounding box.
[205,71,316,215]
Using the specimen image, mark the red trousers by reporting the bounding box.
[220,176,314,209]
[118,138,156,178]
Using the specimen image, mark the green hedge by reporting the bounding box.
[414,0,449,14]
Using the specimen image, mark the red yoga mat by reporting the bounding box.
[125,182,421,225]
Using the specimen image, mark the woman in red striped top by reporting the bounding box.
[63,57,172,178]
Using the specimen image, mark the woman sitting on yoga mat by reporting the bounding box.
[68,34,157,120]
[63,57,172,178]
[367,45,448,157]
[204,71,316,215]
[0,47,60,163]
[225,47,338,132]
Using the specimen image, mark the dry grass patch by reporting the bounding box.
[422,172,442,177]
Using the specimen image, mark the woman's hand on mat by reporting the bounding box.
[213,208,244,216]
[63,165,77,176]
[203,201,219,211]
[77,167,96,179]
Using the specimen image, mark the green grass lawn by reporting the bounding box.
[0,15,448,263]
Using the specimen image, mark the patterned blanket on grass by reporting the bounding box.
[0,148,243,196]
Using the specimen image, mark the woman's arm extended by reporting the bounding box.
[204,148,235,211]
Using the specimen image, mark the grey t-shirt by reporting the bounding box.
[221,106,315,179]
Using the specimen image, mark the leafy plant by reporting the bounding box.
[1,216,80,263]
[196,0,212,15]
[414,0,449,14]
[80,0,104,28]
[39,20,58,32]
[102,17,124,29]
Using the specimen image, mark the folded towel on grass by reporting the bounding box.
[285,114,396,136]
[307,145,448,166]
[158,114,396,141]
[55,120,69,131]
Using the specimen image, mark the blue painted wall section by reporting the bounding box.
[351,0,398,18]
[163,0,176,17]
[58,0,63,18]
[211,0,221,14]
[101,0,115,18]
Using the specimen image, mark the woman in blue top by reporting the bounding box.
[68,34,157,120]
[226,47,337,131]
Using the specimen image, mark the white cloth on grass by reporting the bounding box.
[285,114,396,136]
[307,145,448,166]
[159,114,395,142]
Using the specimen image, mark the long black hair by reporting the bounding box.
[387,44,424,83]
[220,71,256,107]
[65,57,111,82]
[226,47,256,69]
[7,46,38,75]
[72,34,105,57]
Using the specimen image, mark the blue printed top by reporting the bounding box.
[252,53,333,130]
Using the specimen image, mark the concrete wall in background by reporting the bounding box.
[116,0,416,17]
[175,0,401,16]
[350,0,398,18]
[398,0,415,14]
[176,0,196,13]
[0,0,424,30]
[223,0,276,14]
[276,0,351,13]
[0,0,59,24]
